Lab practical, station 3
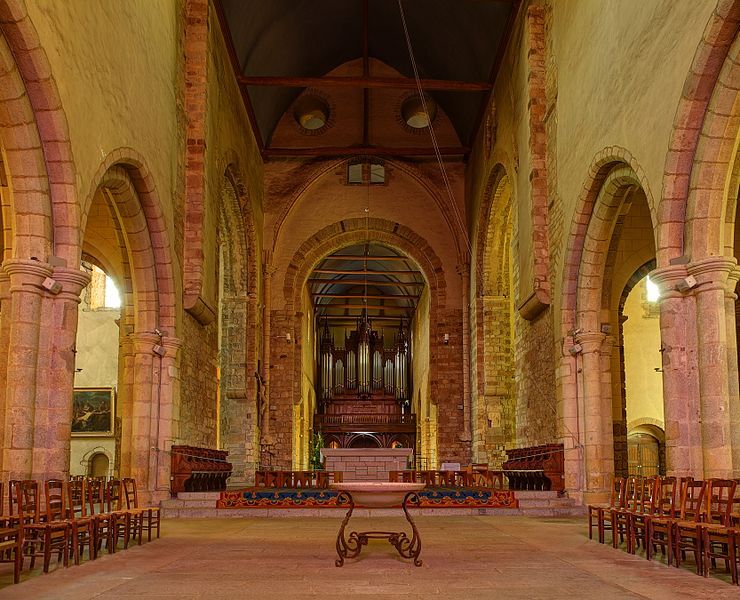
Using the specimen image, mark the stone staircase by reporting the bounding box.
[161,489,585,519]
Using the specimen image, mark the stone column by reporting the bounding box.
[149,335,181,503]
[457,261,472,446]
[1,259,52,482]
[117,329,134,478]
[0,271,11,473]
[127,332,158,492]
[599,334,618,475]
[36,267,90,480]
[651,265,702,478]
[727,268,740,477]
[576,331,612,503]
[688,256,736,478]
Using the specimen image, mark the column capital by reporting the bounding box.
[128,332,160,355]
[649,265,687,299]
[159,335,182,358]
[2,258,53,292]
[52,267,91,300]
[687,255,737,282]
[575,331,606,354]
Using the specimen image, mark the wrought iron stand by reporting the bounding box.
[334,491,423,567]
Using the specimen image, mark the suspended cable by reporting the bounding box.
[397,0,487,293]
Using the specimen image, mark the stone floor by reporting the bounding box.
[0,516,735,599]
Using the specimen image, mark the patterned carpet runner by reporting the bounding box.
[216,487,518,509]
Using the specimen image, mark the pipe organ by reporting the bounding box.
[319,318,409,401]
[315,318,414,450]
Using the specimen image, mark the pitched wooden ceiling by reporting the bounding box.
[309,243,424,325]
[217,0,519,152]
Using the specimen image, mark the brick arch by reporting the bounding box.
[475,164,513,297]
[0,0,79,264]
[272,157,464,258]
[83,149,176,333]
[283,218,447,314]
[657,0,740,265]
[685,33,740,260]
[561,148,655,335]
[219,161,260,484]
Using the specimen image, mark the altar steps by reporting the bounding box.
[160,489,585,519]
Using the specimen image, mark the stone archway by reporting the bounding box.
[265,218,458,469]
[82,152,179,501]
[471,165,515,467]
[217,163,259,486]
[560,151,656,502]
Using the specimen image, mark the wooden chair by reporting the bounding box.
[107,479,135,549]
[646,476,678,564]
[86,477,116,557]
[0,482,22,584]
[66,478,94,564]
[700,479,738,582]
[673,479,708,574]
[123,478,161,542]
[612,476,639,551]
[19,480,70,573]
[588,476,624,544]
[629,476,658,554]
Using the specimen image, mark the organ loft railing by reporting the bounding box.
[315,317,414,449]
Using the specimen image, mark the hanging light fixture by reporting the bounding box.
[395,318,408,402]
[357,171,373,397]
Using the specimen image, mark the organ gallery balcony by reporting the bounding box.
[314,412,416,433]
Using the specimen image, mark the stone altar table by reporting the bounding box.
[320,448,413,481]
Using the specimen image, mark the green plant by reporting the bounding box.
[309,431,325,470]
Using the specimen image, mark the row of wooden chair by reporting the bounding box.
[0,477,160,585]
[588,476,740,585]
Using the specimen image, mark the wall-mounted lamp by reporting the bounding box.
[153,344,166,357]
[568,343,583,356]
[443,333,450,345]
[286,333,292,343]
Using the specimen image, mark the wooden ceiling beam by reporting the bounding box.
[313,269,422,276]
[313,293,418,300]
[264,145,468,158]
[238,74,491,92]
[316,303,412,311]
[321,254,414,262]
[309,279,424,287]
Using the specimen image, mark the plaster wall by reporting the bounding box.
[623,279,665,430]
[70,296,119,477]
[411,285,433,467]
[25,0,182,259]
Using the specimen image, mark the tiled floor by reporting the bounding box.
[0,516,735,599]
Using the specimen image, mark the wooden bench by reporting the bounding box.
[501,444,564,491]
[170,446,232,494]
[253,470,343,489]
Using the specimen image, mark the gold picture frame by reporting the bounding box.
[72,387,115,436]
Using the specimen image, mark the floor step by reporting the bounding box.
[161,489,586,519]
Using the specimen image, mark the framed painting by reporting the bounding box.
[72,387,115,436]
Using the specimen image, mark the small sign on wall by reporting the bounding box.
[72,387,115,436]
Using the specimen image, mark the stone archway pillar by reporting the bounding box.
[150,335,181,503]
[725,267,740,477]
[1,259,52,482]
[651,265,702,478]
[39,267,91,480]
[688,256,736,478]
[575,331,613,503]
[126,332,158,496]
[0,271,11,471]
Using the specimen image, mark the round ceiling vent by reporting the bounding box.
[293,95,330,131]
[401,94,437,129]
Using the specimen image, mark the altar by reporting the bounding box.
[320,448,413,481]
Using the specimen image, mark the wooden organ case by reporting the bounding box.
[314,318,415,450]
